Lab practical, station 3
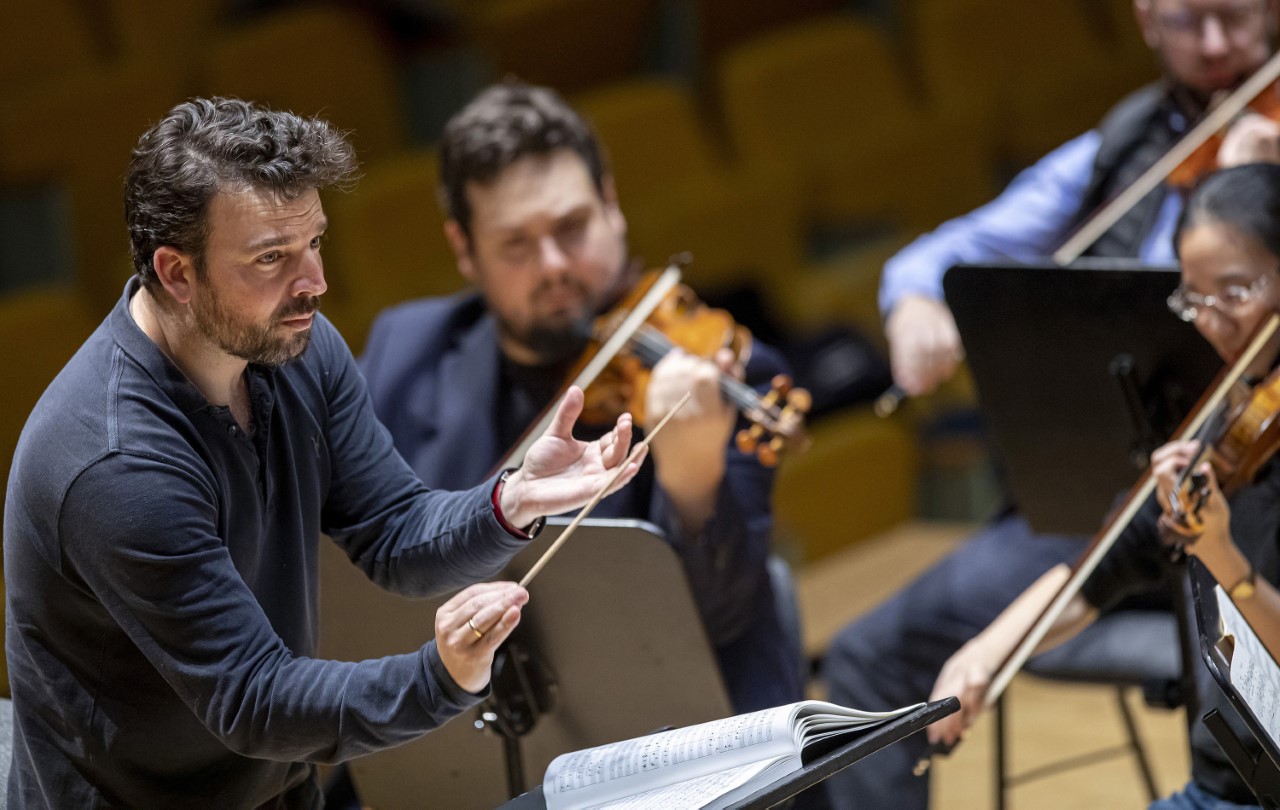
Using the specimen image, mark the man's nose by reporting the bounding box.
[536,235,570,273]
[295,249,328,297]
[1198,14,1231,56]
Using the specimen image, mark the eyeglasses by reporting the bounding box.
[1167,274,1271,322]
[1155,1,1267,41]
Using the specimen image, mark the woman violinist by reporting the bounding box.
[930,163,1280,809]
[359,81,805,715]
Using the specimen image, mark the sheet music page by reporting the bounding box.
[1215,585,1280,750]
[543,705,797,809]
[590,757,793,810]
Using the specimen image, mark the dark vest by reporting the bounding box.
[1076,83,1185,259]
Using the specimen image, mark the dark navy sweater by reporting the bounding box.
[4,280,528,808]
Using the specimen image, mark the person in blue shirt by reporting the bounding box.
[825,1,1280,807]
[3,97,643,809]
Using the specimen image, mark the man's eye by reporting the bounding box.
[559,217,588,238]
[311,235,324,249]
[503,239,532,259]
[258,251,280,264]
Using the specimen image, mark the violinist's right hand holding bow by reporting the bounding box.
[925,562,1096,753]
[926,631,1004,750]
[885,294,965,398]
[645,347,739,534]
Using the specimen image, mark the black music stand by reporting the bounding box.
[318,518,733,809]
[498,698,960,809]
[944,261,1220,535]
[1191,560,1280,807]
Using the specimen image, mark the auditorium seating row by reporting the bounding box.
[0,1,1159,694]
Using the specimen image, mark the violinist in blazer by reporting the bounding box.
[931,163,1280,809]
[359,81,804,715]
[825,3,1280,806]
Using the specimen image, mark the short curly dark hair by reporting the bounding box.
[438,81,606,239]
[125,97,357,288]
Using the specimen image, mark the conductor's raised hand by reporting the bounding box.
[435,581,529,694]
[499,386,645,528]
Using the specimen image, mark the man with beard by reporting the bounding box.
[359,82,804,714]
[2,97,645,808]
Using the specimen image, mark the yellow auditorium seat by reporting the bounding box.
[0,0,98,88]
[771,233,909,343]
[200,5,405,161]
[573,77,805,295]
[716,15,994,237]
[774,406,918,563]
[904,0,1145,168]
[321,150,466,352]
[457,0,661,93]
[105,0,228,63]
[0,61,189,310]
[692,0,850,68]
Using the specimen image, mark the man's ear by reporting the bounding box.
[444,220,477,283]
[601,175,627,237]
[1133,0,1160,50]
[152,247,196,304]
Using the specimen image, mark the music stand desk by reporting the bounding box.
[944,262,1219,535]
[499,697,960,809]
[319,517,732,808]
[1191,561,1280,807]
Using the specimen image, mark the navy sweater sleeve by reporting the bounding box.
[57,456,478,764]
[311,317,526,595]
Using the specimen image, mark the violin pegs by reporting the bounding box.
[736,427,760,454]
[756,443,779,467]
[785,386,813,414]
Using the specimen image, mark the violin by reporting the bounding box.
[1168,365,1280,534]
[571,268,811,467]
[915,313,1280,774]
[1166,79,1280,189]
[494,262,811,472]
[984,314,1280,705]
[881,53,1280,420]
[1054,50,1280,265]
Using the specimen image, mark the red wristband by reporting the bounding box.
[492,469,544,539]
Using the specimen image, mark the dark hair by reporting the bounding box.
[125,97,357,288]
[438,81,606,238]
[1176,163,1280,259]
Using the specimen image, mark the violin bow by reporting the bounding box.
[982,312,1280,710]
[1054,50,1280,265]
[495,264,683,472]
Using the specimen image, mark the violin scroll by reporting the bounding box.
[578,267,813,467]
[735,375,812,467]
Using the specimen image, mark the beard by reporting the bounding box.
[516,317,593,363]
[192,285,320,367]
[506,278,597,363]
